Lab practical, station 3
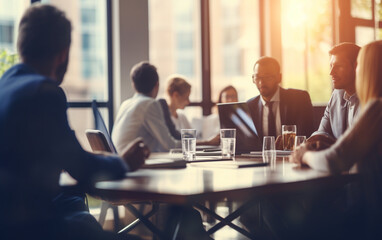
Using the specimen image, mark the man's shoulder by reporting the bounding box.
[282,88,309,96]
[331,89,345,98]
[0,64,59,98]
[247,95,261,104]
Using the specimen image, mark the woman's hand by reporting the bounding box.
[289,143,310,166]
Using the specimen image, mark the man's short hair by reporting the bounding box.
[130,62,159,94]
[253,56,281,73]
[17,4,71,62]
[329,42,360,65]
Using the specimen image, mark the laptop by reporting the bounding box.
[217,102,262,153]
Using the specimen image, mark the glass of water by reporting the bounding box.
[220,129,236,159]
[181,129,196,161]
[263,136,276,163]
[294,135,306,149]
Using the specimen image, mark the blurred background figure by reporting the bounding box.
[197,85,239,141]
[166,74,192,131]
[218,85,238,104]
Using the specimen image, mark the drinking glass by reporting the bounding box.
[181,129,196,161]
[282,125,297,150]
[263,136,276,163]
[220,129,236,159]
[294,135,306,149]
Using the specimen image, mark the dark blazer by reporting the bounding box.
[158,98,181,140]
[247,87,315,141]
[0,64,128,224]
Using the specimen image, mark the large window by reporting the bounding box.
[210,0,260,102]
[351,0,382,46]
[149,0,202,103]
[41,0,108,102]
[39,0,112,149]
[0,0,29,52]
[281,0,333,104]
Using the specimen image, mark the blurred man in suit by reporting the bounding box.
[308,43,361,147]
[247,56,315,143]
[0,4,146,240]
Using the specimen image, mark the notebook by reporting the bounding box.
[217,102,262,154]
[190,160,268,169]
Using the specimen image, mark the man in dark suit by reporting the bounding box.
[0,4,146,240]
[247,56,314,143]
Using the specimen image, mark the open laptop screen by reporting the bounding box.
[217,102,261,153]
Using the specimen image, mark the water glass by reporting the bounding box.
[220,129,236,159]
[181,129,196,161]
[282,125,297,150]
[294,135,306,149]
[263,136,276,163]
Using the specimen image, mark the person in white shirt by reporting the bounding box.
[112,62,181,153]
[166,75,192,131]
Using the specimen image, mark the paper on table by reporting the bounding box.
[242,150,292,157]
[142,159,186,169]
[190,160,268,169]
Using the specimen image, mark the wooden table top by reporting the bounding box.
[93,153,356,205]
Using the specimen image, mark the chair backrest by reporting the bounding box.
[85,129,114,153]
[91,100,117,153]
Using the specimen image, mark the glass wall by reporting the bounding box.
[281,0,333,104]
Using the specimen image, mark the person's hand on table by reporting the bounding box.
[121,137,150,171]
[306,134,336,150]
[289,142,310,167]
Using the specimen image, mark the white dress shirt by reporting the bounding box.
[260,87,281,136]
[171,110,192,131]
[112,93,181,153]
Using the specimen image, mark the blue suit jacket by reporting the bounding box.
[312,89,360,139]
[247,87,315,141]
[0,64,128,223]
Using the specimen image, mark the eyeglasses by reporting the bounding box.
[252,74,276,83]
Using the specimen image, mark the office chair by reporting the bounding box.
[89,101,160,235]
[89,101,120,231]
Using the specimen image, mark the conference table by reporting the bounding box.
[91,152,356,239]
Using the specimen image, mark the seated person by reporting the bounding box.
[218,85,239,104]
[247,56,315,148]
[166,75,192,131]
[201,85,239,140]
[290,40,382,239]
[308,43,361,148]
[158,75,192,140]
[112,62,182,153]
[0,4,146,240]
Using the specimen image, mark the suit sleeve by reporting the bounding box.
[36,82,128,184]
[297,91,315,137]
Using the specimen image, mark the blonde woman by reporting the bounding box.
[166,75,192,131]
[290,40,382,237]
